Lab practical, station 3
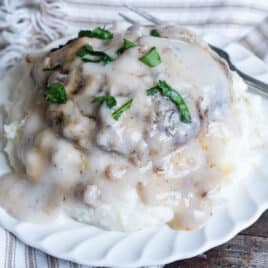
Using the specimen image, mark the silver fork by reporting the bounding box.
[120,6,268,97]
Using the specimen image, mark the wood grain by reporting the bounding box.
[165,210,268,268]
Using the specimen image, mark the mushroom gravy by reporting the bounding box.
[2,25,257,231]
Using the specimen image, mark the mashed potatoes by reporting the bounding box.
[1,25,268,231]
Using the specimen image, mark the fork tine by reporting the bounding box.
[118,12,139,25]
[125,5,163,25]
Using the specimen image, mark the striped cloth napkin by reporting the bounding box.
[0,0,267,267]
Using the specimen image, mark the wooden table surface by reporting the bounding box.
[165,210,268,268]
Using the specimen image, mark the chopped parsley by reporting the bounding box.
[44,82,67,104]
[117,39,137,54]
[146,80,192,124]
[76,44,113,65]
[112,99,133,120]
[43,64,61,72]
[76,44,93,57]
[146,86,160,96]
[139,47,161,67]
[78,27,113,40]
[92,95,117,108]
[150,29,160,37]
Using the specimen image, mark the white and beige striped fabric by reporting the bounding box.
[0,0,267,267]
[0,228,88,268]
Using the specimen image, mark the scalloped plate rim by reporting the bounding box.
[0,35,268,267]
[0,203,267,267]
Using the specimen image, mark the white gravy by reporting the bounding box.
[1,25,237,230]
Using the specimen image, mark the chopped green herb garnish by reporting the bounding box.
[76,44,113,65]
[139,47,161,67]
[150,29,160,37]
[117,39,137,54]
[146,80,192,124]
[44,82,67,104]
[43,64,61,72]
[146,86,160,96]
[78,27,113,40]
[93,95,117,108]
[76,44,93,57]
[112,99,133,120]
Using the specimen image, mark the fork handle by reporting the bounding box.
[235,69,268,97]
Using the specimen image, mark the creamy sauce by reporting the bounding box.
[1,25,247,230]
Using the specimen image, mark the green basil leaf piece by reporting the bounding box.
[93,95,117,108]
[117,39,137,54]
[150,29,160,37]
[146,80,192,124]
[112,99,133,120]
[76,45,113,65]
[44,82,67,104]
[139,47,161,67]
[78,27,113,40]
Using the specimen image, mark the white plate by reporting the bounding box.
[0,37,268,267]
